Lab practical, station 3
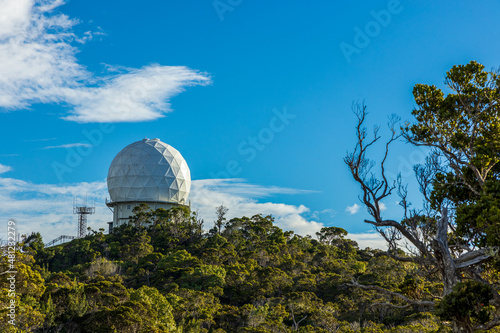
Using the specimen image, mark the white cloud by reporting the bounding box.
[44,143,92,149]
[379,202,387,211]
[23,138,57,142]
[0,177,324,244]
[0,164,12,174]
[190,179,324,237]
[62,65,210,123]
[345,203,360,215]
[0,175,387,249]
[309,208,336,220]
[348,232,387,250]
[0,0,210,123]
[193,178,315,198]
[0,177,111,242]
[0,0,34,39]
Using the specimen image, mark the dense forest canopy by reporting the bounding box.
[2,207,451,332]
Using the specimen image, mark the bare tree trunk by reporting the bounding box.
[432,208,459,295]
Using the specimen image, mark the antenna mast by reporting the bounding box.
[73,197,95,238]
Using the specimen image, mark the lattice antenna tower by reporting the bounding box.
[73,196,95,238]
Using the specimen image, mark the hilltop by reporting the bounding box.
[1,205,449,332]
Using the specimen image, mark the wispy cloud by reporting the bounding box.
[0,176,110,241]
[0,164,12,174]
[345,203,360,215]
[62,65,210,123]
[193,179,316,198]
[309,208,336,220]
[23,138,57,142]
[0,0,210,123]
[348,232,387,250]
[43,143,92,149]
[190,179,324,237]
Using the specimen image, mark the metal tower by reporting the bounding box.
[73,198,95,238]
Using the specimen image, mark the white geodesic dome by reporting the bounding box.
[107,138,191,204]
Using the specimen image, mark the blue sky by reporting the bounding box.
[1,0,499,247]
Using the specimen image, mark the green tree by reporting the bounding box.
[214,205,229,235]
[130,285,177,331]
[436,280,494,332]
[0,250,45,332]
[316,227,348,246]
[130,203,153,228]
[407,61,500,248]
[345,61,500,332]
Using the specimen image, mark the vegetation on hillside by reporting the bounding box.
[2,206,451,332]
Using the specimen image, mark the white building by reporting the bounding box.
[106,138,191,231]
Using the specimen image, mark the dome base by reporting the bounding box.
[106,200,189,230]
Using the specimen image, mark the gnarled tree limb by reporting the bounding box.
[454,248,494,270]
[347,280,435,308]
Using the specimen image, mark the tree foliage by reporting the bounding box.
[10,206,452,332]
[345,61,500,332]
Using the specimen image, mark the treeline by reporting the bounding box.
[0,205,458,332]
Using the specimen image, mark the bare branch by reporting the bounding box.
[476,317,500,331]
[347,280,435,307]
[454,248,494,270]
[374,251,428,265]
[365,219,430,257]
[371,302,411,309]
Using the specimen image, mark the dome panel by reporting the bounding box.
[107,139,191,204]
